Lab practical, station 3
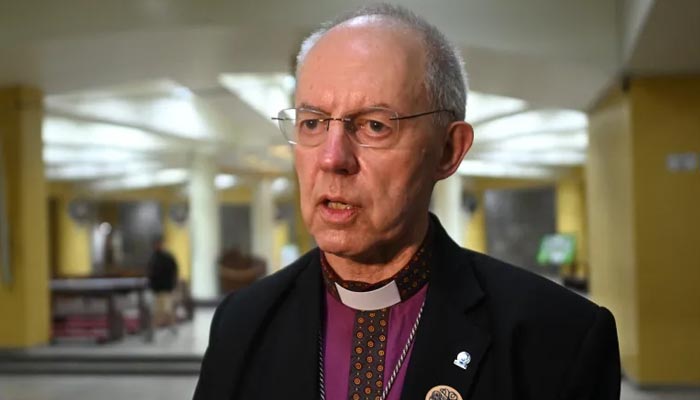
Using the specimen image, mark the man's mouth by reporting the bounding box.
[326,200,354,210]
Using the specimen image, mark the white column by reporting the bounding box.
[189,151,220,301]
[432,175,464,244]
[251,178,276,274]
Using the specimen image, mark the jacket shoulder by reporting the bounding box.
[462,249,620,397]
[465,249,601,327]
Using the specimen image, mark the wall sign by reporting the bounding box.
[666,153,699,172]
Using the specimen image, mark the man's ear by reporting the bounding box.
[435,121,473,180]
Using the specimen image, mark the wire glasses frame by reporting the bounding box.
[272,107,455,149]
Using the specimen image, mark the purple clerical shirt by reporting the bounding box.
[323,284,428,400]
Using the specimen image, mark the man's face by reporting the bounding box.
[294,21,445,262]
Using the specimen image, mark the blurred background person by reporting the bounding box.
[148,235,179,333]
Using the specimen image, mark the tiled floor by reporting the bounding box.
[620,383,700,400]
[0,375,198,400]
[1,375,698,400]
[18,308,214,358]
[1,309,698,399]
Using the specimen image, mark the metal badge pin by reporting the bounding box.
[425,385,463,400]
[452,351,471,370]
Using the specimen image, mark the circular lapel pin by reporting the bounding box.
[425,385,463,400]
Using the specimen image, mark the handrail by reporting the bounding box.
[0,136,12,285]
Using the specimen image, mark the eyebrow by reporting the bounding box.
[297,103,328,114]
[297,102,397,115]
[367,102,393,109]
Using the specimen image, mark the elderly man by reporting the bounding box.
[194,4,620,400]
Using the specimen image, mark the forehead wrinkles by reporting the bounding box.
[297,21,428,111]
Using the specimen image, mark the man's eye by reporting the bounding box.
[367,120,386,133]
[300,119,320,130]
[357,118,390,136]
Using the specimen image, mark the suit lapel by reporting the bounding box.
[279,254,324,398]
[234,252,323,399]
[401,221,491,400]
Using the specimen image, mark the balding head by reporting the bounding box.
[296,3,468,128]
[297,17,429,121]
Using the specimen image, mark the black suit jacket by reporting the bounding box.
[194,219,620,399]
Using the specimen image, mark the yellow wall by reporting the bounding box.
[292,174,314,253]
[555,169,588,277]
[630,77,700,384]
[52,196,91,277]
[463,190,487,253]
[0,86,50,347]
[163,203,191,282]
[588,86,640,379]
[469,177,553,191]
[271,220,290,272]
[588,77,700,384]
[218,186,252,204]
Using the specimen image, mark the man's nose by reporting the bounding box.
[318,120,359,175]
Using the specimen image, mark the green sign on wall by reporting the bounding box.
[537,234,577,266]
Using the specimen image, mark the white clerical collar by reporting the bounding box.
[334,280,402,311]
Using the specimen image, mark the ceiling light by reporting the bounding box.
[475,110,587,143]
[43,116,169,151]
[473,130,588,153]
[45,161,162,180]
[215,174,238,190]
[171,86,195,100]
[271,177,291,194]
[45,79,186,101]
[46,93,214,141]
[91,168,189,191]
[466,91,528,124]
[43,146,148,164]
[219,73,293,125]
[154,168,189,182]
[147,98,211,139]
[457,159,555,178]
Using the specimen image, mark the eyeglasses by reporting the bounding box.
[272,107,454,149]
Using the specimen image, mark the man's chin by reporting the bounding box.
[313,232,366,259]
[316,242,358,258]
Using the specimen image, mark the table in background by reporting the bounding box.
[51,277,153,343]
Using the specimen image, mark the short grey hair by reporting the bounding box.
[295,3,468,128]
